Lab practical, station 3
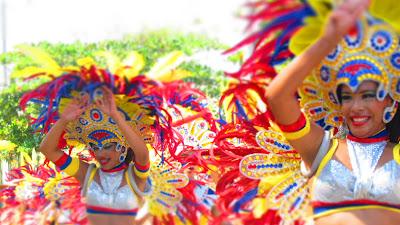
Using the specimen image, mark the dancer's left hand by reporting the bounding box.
[95,86,119,119]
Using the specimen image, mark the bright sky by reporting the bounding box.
[2,0,248,50]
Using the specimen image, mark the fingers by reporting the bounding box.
[101,86,116,101]
[101,86,113,95]
[94,98,104,107]
[338,0,369,14]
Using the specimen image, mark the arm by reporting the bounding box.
[265,0,369,165]
[96,87,150,168]
[38,97,89,183]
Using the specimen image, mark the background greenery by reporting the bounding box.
[0,30,239,161]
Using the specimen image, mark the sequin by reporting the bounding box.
[86,169,140,210]
[313,139,400,204]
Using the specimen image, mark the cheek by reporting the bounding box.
[109,151,120,160]
[340,103,351,116]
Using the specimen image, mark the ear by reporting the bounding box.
[384,96,394,107]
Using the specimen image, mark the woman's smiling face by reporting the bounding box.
[340,81,392,138]
[90,142,121,169]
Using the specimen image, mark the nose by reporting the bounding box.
[350,97,365,112]
[95,149,106,158]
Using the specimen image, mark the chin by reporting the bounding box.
[348,126,375,138]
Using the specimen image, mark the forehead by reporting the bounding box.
[341,80,378,93]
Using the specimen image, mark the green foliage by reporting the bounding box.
[1,29,228,71]
[0,81,42,161]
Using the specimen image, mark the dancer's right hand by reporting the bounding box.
[322,0,370,45]
[59,95,89,122]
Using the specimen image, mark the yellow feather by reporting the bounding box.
[77,57,96,68]
[370,0,400,32]
[10,66,48,78]
[95,51,121,74]
[122,51,145,77]
[20,152,32,167]
[147,51,188,81]
[154,69,192,82]
[289,17,324,55]
[16,45,61,76]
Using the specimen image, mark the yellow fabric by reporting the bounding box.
[314,139,339,179]
[88,166,97,185]
[313,205,400,219]
[393,144,400,164]
[133,165,150,179]
[125,170,144,207]
[277,115,311,140]
[62,157,80,177]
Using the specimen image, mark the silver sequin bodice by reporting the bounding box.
[86,169,139,210]
[313,139,400,204]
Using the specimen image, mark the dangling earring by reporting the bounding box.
[334,122,349,138]
[117,144,127,163]
[383,102,398,124]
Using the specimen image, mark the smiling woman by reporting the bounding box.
[218,0,400,224]
[262,0,400,224]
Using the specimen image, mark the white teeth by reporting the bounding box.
[353,117,368,122]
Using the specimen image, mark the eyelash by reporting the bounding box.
[342,93,375,101]
[362,93,376,99]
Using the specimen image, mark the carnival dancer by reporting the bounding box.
[0,47,216,225]
[218,0,400,224]
[38,85,153,225]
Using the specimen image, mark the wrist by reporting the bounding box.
[57,118,69,126]
[318,35,340,50]
[111,112,124,123]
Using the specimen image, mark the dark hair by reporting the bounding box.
[336,84,344,105]
[124,147,135,165]
[387,104,400,143]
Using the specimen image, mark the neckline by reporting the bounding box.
[347,129,389,144]
[100,163,127,173]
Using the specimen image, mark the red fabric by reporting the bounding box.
[134,161,150,171]
[276,112,306,132]
[346,135,388,143]
[313,199,400,208]
[54,153,69,167]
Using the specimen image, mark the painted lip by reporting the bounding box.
[349,116,370,127]
[99,158,110,166]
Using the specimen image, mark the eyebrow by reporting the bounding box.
[341,90,376,95]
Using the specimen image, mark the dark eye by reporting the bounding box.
[92,146,100,151]
[341,95,351,101]
[103,143,114,150]
[362,93,376,99]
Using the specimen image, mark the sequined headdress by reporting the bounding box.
[61,93,154,160]
[18,47,189,156]
[297,5,400,129]
[227,0,400,131]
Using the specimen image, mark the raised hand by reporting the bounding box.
[322,0,370,44]
[95,86,119,119]
[59,94,89,122]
